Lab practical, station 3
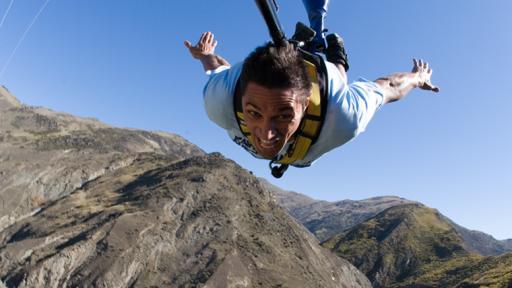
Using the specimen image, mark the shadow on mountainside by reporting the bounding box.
[0,150,371,287]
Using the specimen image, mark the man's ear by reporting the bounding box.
[303,96,311,112]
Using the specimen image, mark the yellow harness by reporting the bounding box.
[234,52,327,174]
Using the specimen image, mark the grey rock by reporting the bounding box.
[449,221,512,256]
[503,239,512,250]
[268,182,512,256]
[0,89,370,287]
[0,154,371,288]
[0,87,203,232]
[266,181,413,242]
[0,86,21,111]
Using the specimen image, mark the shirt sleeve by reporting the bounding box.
[313,62,385,154]
[344,78,385,134]
[202,63,243,130]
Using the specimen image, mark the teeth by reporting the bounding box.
[259,138,279,147]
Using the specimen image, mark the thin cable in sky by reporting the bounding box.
[0,0,51,80]
[0,0,15,30]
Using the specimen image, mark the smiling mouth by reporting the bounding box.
[257,137,280,149]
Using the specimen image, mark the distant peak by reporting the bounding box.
[0,85,22,110]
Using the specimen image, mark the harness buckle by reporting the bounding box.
[269,160,289,178]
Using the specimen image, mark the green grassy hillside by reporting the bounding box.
[323,203,512,287]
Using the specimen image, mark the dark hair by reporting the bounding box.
[240,42,311,105]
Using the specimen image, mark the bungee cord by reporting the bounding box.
[0,0,51,80]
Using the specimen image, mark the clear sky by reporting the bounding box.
[1,0,511,240]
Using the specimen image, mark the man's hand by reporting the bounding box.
[184,32,218,60]
[184,32,230,72]
[376,58,440,103]
[413,59,440,93]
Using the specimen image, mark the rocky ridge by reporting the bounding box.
[268,182,512,256]
[0,88,370,287]
[264,179,414,242]
[0,153,370,287]
[0,86,203,231]
[504,239,512,250]
[322,203,512,287]
[450,221,512,256]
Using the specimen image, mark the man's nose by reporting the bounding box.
[264,127,277,140]
[259,121,277,140]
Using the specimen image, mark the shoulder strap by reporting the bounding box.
[276,49,328,165]
[234,80,253,143]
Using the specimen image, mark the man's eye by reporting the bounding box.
[277,114,294,121]
[248,111,261,118]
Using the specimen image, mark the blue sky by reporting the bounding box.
[1,0,511,240]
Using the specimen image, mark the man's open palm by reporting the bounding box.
[184,32,218,60]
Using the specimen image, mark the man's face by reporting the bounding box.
[242,82,308,159]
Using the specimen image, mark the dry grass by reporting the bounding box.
[30,193,45,206]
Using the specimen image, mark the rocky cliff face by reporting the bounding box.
[503,239,512,250]
[0,88,370,287]
[261,179,318,210]
[269,183,512,257]
[449,220,512,256]
[267,181,413,242]
[0,86,203,231]
[0,154,370,288]
[322,204,512,287]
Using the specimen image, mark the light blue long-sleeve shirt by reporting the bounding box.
[203,61,384,167]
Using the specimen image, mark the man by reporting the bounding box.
[184,31,439,176]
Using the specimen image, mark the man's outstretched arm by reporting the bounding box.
[184,32,230,72]
[375,59,440,104]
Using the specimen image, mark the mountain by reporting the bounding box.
[269,184,512,256]
[0,85,203,231]
[397,253,512,287]
[503,239,512,250]
[265,180,414,242]
[449,221,512,256]
[261,179,317,210]
[0,88,370,287]
[322,203,512,287]
[0,86,21,109]
[0,153,370,287]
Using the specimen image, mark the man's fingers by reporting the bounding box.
[200,32,208,44]
[206,32,213,44]
[184,40,192,48]
[199,32,206,43]
[213,40,218,50]
[424,81,440,93]
[429,84,440,93]
[412,58,438,92]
